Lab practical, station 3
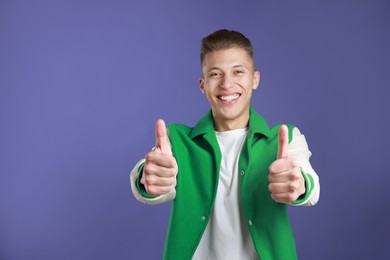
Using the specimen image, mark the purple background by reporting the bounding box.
[1,1,389,259]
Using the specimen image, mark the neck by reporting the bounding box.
[213,112,250,132]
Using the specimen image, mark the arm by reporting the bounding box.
[268,125,320,205]
[289,127,320,206]
[129,119,178,205]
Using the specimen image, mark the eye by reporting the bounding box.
[209,71,221,78]
[234,70,245,75]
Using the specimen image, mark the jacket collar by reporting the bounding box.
[189,107,271,139]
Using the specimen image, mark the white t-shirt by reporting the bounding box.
[193,128,259,260]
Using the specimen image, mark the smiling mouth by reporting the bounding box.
[218,94,241,102]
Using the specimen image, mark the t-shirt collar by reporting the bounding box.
[189,107,271,139]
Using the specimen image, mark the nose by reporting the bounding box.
[220,74,234,89]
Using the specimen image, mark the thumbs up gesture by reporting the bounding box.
[141,119,178,196]
[268,125,305,204]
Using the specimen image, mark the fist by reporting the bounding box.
[141,119,178,196]
[268,125,305,204]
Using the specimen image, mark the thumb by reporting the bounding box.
[155,119,170,154]
[277,125,289,159]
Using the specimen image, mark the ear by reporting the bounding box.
[252,70,260,90]
[199,77,206,94]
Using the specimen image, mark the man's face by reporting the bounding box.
[199,47,260,131]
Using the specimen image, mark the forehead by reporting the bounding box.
[202,48,254,71]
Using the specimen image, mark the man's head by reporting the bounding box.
[199,29,260,132]
[200,29,255,69]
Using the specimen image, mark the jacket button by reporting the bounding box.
[240,171,245,176]
[248,220,253,226]
[201,216,206,221]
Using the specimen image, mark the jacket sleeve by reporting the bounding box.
[130,158,176,205]
[289,127,320,206]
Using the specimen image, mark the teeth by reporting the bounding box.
[219,94,239,102]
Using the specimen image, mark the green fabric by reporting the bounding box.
[158,108,310,260]
[292,168,315,205]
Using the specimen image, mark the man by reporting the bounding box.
[130,29,320,260]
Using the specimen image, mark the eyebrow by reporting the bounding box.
[207,64,248,72]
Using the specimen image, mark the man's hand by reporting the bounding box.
[141,119,178,196]
[268,125,305,204]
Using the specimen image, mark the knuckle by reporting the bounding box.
[268,163,276,173]
[287,194,296,203]
[145,152,154,162]
[292,159,300,168]
[292,172,301,182]
[272,194,281,203]
[167,177,175,186]
[144,175,155,185]
[164,186,174,194]
[147,186,159,195]
[168,169,177,178]
[289,182,297,192]
[286,157,294,164]
[167,156,177,168]
[288,170,299,180]
[150,186,170,196]
[143,164,153,175]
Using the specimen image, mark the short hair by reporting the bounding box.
[200,29,254,67]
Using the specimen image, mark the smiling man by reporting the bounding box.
[130,29,320,260]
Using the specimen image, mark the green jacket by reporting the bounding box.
[137,108,314,260]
